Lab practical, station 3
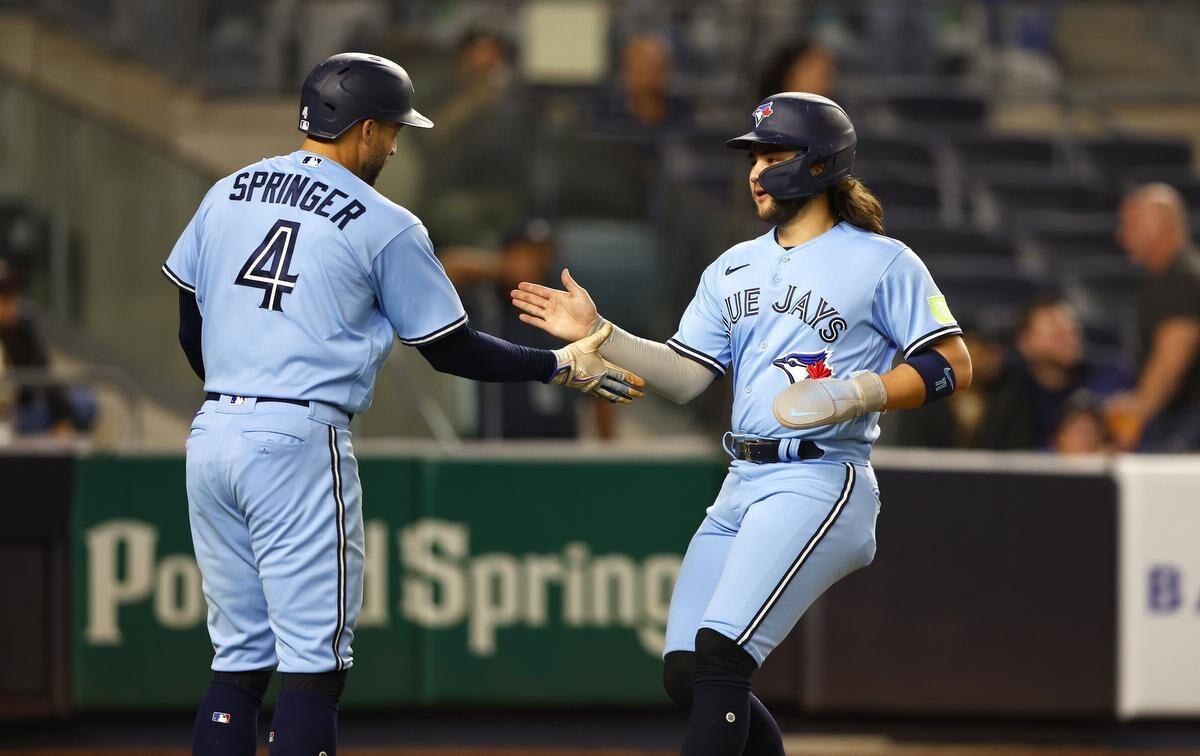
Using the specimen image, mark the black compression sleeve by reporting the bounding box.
[416,325,558,383]
[178,289,205,381]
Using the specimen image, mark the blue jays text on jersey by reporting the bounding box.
[663,221,960,666]
[162,150,466,414]
[667,221,961,462]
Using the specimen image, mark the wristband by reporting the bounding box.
[905,349,956,405]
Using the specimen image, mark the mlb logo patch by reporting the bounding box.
[212,712,232,724]
[772,350,833,384]
[753,101,774,127]
[300,106,310,132]
[302,155,323,167]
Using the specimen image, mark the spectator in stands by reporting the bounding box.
[757,39,838,99]
[1108,183,1200,451]
[592,34,693,140]
[421,27,531,246]
[440,221,612,439]
[0,267,76,437]
[430,27,517,146]
[1053,391,1112,455]
[979,294,1126,450]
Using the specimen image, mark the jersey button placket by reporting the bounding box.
[771,255,785,287]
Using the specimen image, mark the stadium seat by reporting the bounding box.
[554,219,662,334]
[970,175,1116,231]
[854,169,941,212]
[883,93,987,131]
[951,135,1061,174]
[1061,257,1142,325]
[532,135,655,220]
[887,225,1014,261]
[1081,136,1193,179]
[664,132,744,204]
[853,133,939,170]
[1024,229,1125,274]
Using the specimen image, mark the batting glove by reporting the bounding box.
[551,322,646,404]
[773,371,888,430]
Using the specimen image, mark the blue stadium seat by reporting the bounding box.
[883,93,987,131]
[951,135,1061,173]
[855,169,941,212]
[1061,257,1142,325]
[555,219,662,335]
[888,225,1014,261]
[532,135,655,220]
[1022,227,1125,275]
[971,175,1116,230]
[1081,136,1193,179]
[853,132,938,170]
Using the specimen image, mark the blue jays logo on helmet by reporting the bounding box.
[752,100,774,127]
[772,350,834,384]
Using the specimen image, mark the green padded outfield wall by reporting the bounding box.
[70,455,726,709]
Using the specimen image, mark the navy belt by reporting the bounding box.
[732,438,825,464]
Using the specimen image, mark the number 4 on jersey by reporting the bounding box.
[236,219,301,312]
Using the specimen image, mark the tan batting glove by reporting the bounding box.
[551,322,647,404]
[773,371,888,430]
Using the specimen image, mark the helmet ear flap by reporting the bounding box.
[758,152,828,200]
[759,143,855,200]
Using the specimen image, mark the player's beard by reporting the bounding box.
[758,195,811,226]
[359,144,390,187]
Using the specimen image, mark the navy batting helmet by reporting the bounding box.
[299,53,433,141]
[726,93,856,200]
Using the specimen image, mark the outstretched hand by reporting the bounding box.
[511,269,601,343]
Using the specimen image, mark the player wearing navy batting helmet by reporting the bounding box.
[512,92,973,755]
[165,52,644,756]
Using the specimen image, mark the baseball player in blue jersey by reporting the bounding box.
[512,93,973,755]
[163,53,643,756]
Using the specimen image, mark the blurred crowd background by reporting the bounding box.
[1,0,1199,454]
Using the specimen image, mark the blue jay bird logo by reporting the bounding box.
[772,351,834,384]
[752,101,774,127]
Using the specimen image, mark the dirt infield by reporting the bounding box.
[8,713,1200,755]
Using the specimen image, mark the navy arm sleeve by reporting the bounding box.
[416,325,557,383]
[178,289,205,381]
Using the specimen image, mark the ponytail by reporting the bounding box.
[829,177,885,235]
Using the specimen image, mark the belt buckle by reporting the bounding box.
[734,439,754,463]
[743,439,769,464]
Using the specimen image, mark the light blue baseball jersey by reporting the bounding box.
[668,221,961,462]
[162,150,466,413]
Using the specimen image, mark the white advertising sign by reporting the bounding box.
[1118,455,1200,718]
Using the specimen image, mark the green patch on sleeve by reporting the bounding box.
[927,295,955,325]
